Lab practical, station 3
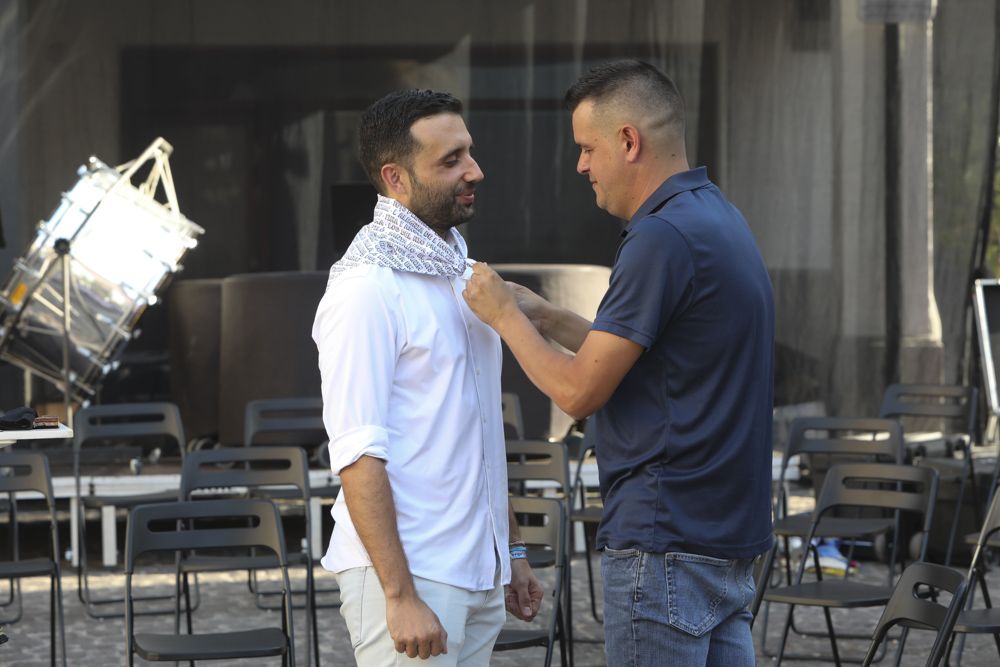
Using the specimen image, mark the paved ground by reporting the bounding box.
[2,550,1000,666]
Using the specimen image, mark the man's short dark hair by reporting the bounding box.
[358,89,463,194]
[564,59,684,133]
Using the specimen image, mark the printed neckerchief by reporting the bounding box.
[327,195,468,286]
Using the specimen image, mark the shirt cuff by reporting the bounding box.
[327,425,390,474]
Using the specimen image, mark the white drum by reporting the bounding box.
[0,140,203,400]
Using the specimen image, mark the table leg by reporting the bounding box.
[310,497,323,560]
[101,505,117,567]
[70,496,79,567]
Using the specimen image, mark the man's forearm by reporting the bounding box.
[339,455,416,600]
[495,308,592,418]
[540,306,592,353]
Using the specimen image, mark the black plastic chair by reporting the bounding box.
[879,383,979,566]
[125,498,295,665]
[945,483,1000,662]
[244,397,340,612]
[757,417,905,654]
[569,431,603,624]
[762,462,939,666]
[73,402,187,618]
[0,452,67,667]
[494,495,567,667]
[505,440,574,665]
[178,446,319,666]
[861,561,967,666]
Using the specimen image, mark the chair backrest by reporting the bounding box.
[861,561,967,667]
[778,417,905,518]
[124,498,295,665]
[0,451,60,568]
[506,440,570,496]
[244,397,325,447]
[73,402,186,457]
[508,494,565,661]
[803,463,938,576]
[814,463,938,526]
[966,485,1000,578]
[879,384,977,438]
[180,446,311,501]
[0,451,55,502]
[125,498,287,573]
[501,392,525,440]
[784,417,904,468]
[511,495,565,570]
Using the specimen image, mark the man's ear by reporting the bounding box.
[620,125,641,163]
[380,163,410,197]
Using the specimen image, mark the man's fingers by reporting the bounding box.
[418,637,431,660]
[517,585,534,619]
[431,628,448,656]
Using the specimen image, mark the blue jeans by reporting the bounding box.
[601,548,756,667]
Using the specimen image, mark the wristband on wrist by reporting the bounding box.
[509,539,527,560]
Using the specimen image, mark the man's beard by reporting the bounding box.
[408,174,476,234]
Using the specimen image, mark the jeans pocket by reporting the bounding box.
[664,552,734,637]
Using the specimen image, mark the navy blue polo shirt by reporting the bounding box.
[591,166,775,560]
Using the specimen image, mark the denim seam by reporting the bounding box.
[629,552,645,667]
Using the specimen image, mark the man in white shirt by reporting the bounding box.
[312,89,542,665]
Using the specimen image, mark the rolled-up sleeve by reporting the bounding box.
[312,271,399,474]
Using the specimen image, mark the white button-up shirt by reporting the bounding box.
[312,235,509,592]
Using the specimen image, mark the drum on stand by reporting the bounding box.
[0,139,203,403]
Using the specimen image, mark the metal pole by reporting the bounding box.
[55,238,73,427]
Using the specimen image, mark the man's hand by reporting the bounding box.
[386,594,448,659]
[507,282,552,333]
[463,262,519,329]
[505,559,544,621]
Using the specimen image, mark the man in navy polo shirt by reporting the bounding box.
[463,59,773,666]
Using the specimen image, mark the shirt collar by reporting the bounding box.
[624,166,710,235]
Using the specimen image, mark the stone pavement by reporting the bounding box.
[2,552,1000,665]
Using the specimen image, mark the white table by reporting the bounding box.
[55,469,339,566]
[0,424,73,445]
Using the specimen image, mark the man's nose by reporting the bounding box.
[576,154,588,175]
[466,157,485,183]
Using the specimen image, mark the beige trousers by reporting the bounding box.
[337,566,506,667]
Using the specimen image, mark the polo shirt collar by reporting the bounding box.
[624,166,710,235]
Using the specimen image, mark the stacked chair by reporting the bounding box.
[124,498,296,665]
[177,446,320,666]
[243,397,340,610]
[879,383,979,566]
[860,561,967,666]
[493,495,568,667]
[569,430,603,624]
[942,485,1000,662]
[757,462,939,665]
[755,417,904,656]
[0,451,67,666]
[504,439,573,666]
[73,402,187,618]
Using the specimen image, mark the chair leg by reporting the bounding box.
[55,571,67,667]
[582,528,602,623]
[945,458,973,567]
[307,566,320,667]
[775,603,797,667]
[50,575,56,667]
[821,606,841,667]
